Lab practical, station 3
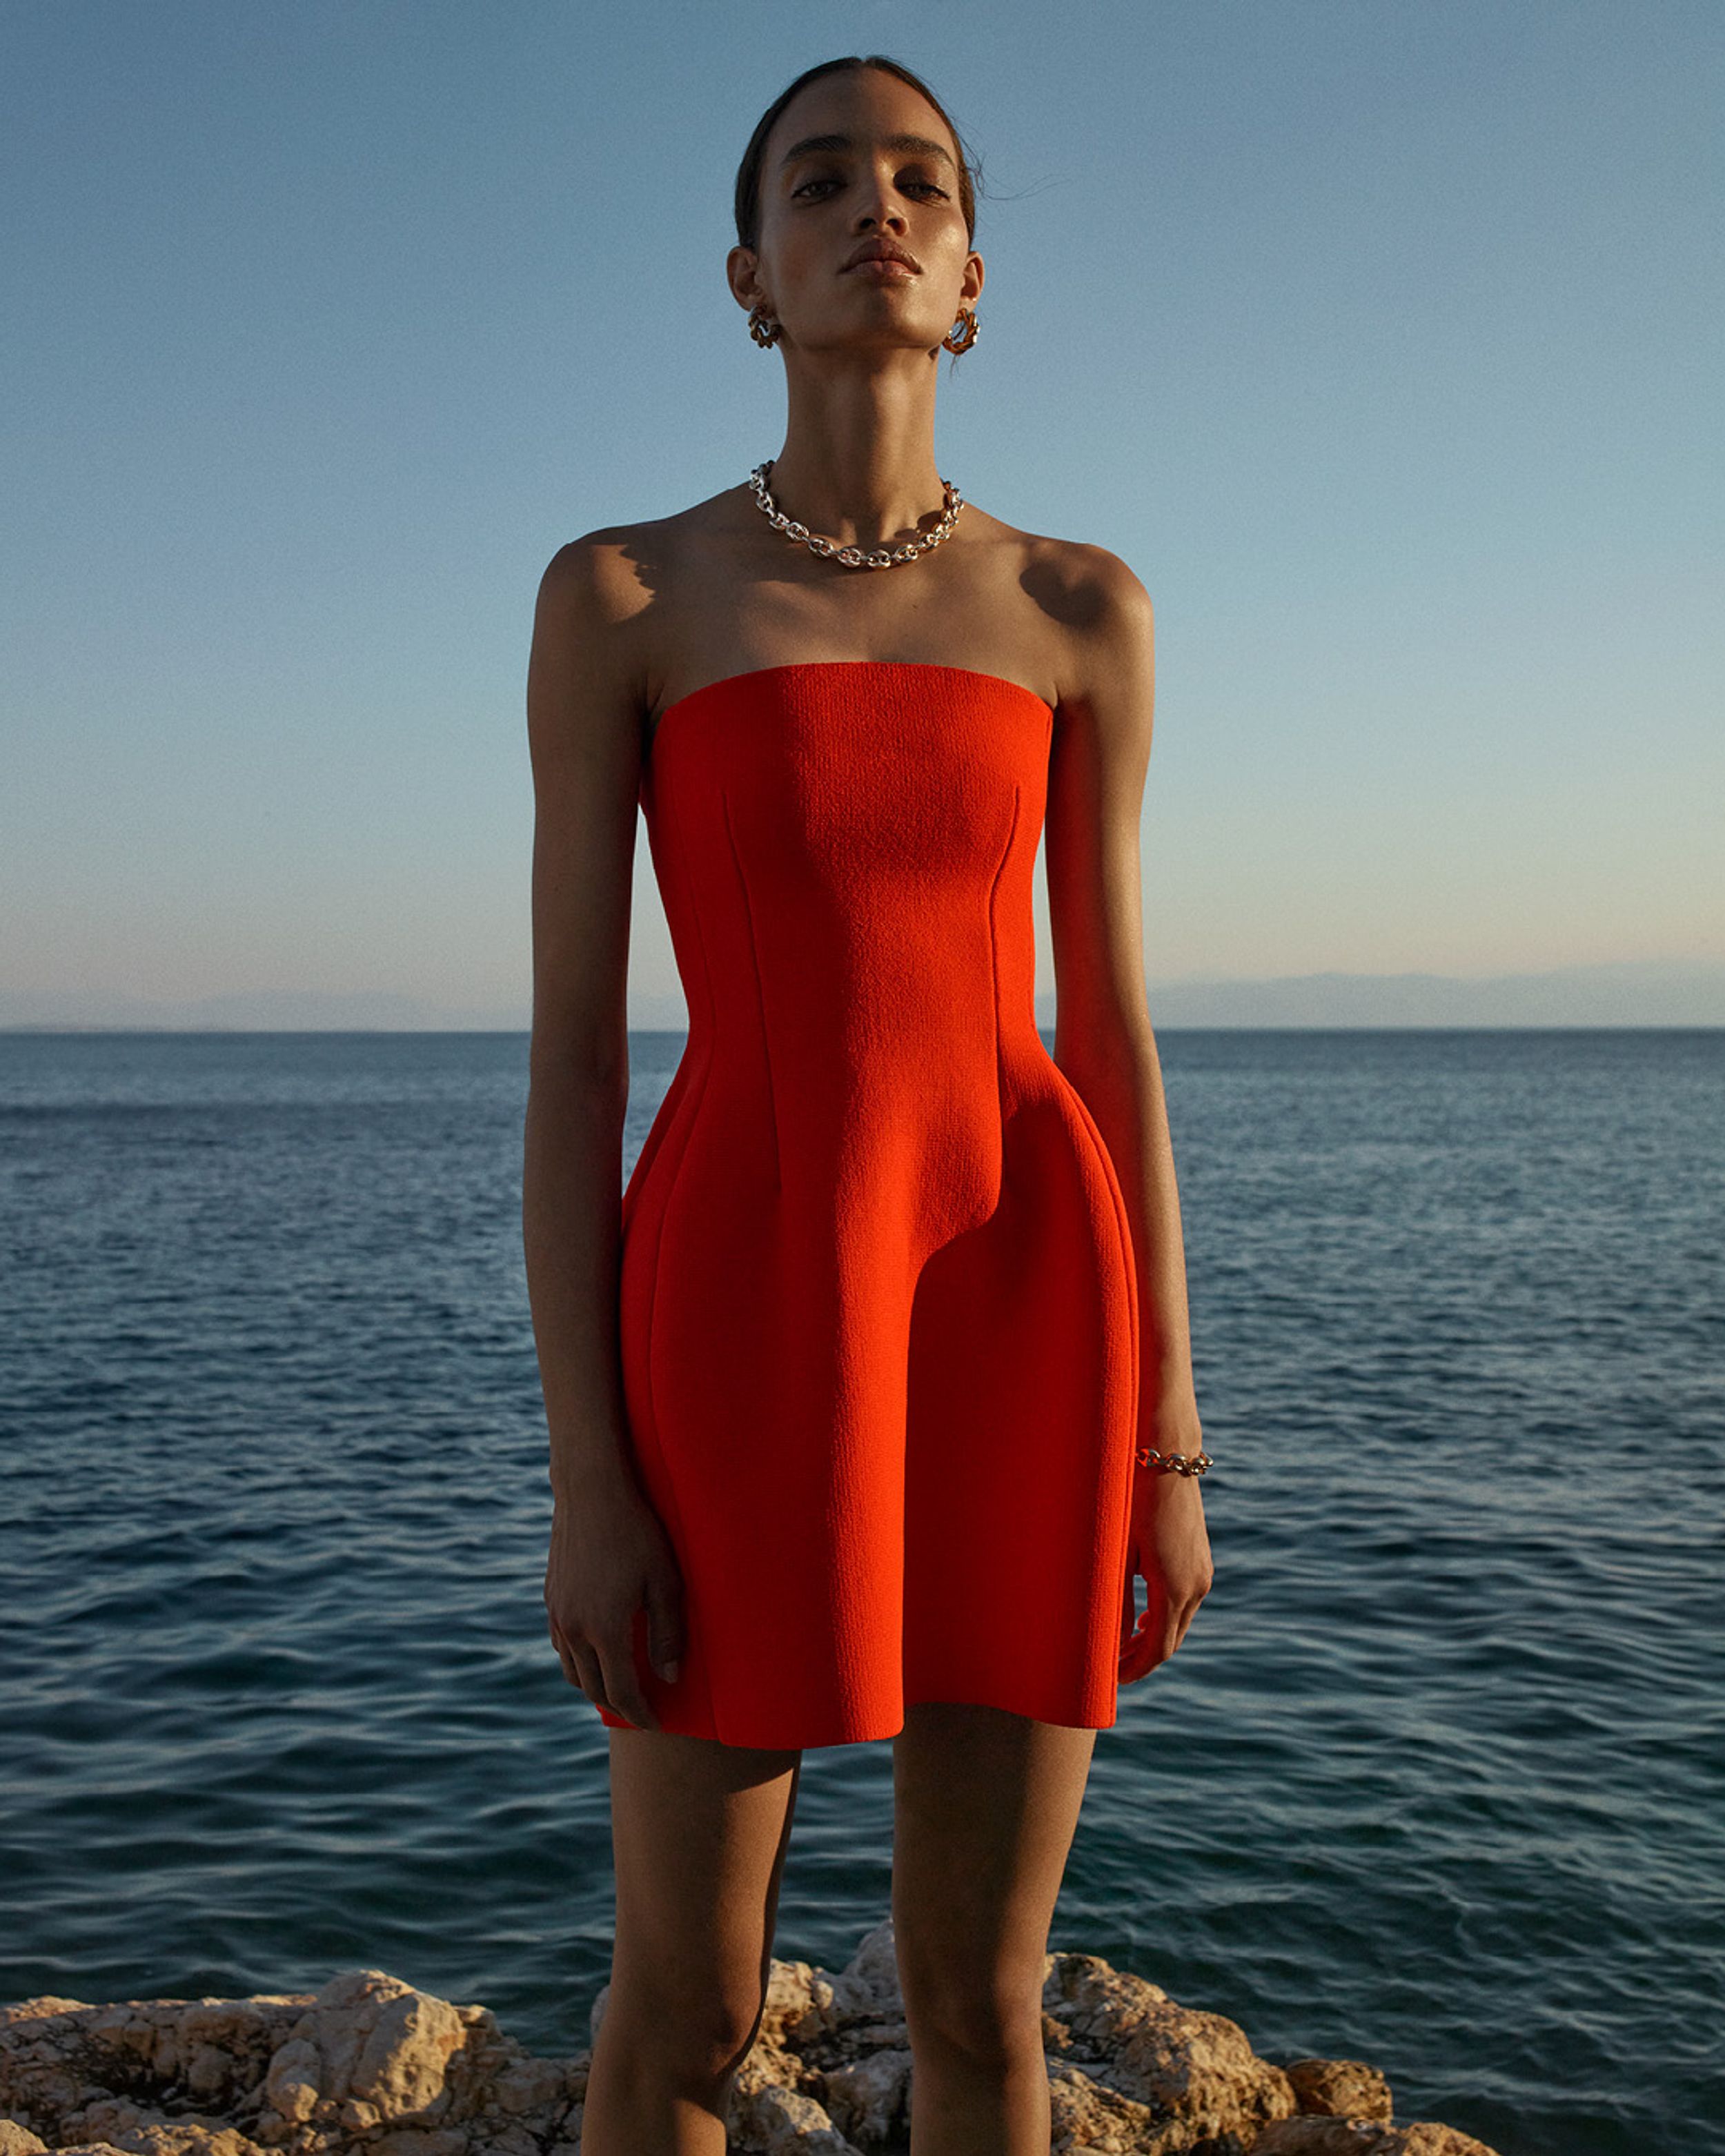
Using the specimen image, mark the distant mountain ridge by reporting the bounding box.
[3,958,1720,1031]
[1122,957,1725,1029]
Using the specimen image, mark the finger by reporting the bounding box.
[1118,1580,1174,1680]
[1117,1609,1147,1679]
[1117,1630,1154,1681]
[1170,1591,1208,1654]
[644,1570,685,1684]
[566,1636,611,1707]
[595,1634,662,1732]
[1118,1619,1173,1683]
[1162,1580,1205,1653]
[546,1613,584,1688]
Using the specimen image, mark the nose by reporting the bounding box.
[854,162,909,233]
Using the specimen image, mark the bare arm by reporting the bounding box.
[522,534,680,1726]
[522,536,642,1493]
[1043,551,1213,1674]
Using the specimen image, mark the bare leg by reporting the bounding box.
[892,1702,1097,2155]
[582,1726,802,2155]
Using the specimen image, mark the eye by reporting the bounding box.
[790,173,950,201]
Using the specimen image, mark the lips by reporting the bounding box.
[843,239,920,273]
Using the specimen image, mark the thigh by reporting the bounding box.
[607,1726,803,2024]
[891,1703,1096,2015]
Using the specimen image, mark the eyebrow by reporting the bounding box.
[778,130,956,175]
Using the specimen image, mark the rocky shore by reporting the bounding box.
[1,1915,1500,2155]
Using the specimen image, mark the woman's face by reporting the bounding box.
[734,68,982,355]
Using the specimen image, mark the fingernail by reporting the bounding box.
[660,1659,679,1682]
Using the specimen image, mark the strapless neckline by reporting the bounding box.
[652,660,1055,744]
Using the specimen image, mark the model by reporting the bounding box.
[521,52,1214,2156]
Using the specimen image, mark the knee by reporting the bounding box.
[898,1959,1047,2069]
[597,1969,767,2089]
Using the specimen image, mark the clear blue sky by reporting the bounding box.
[3,0,1719,1022]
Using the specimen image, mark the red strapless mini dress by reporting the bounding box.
[602,661,1141,1748]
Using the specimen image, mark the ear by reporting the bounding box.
[727,244,768,314]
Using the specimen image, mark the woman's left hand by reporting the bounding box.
[1118,1395,1214,1681]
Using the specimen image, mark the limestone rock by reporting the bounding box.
[1253,2123,1501,2155]
[0,1970,587,2156]
[1281,2057,1395,2122]
[818,2046,913,2146]
[0,1987,311,2155]
[1032,1947,1295,2153]
[282,1971,464,2119]
[725,2079,862,2154]
[0,1917,1503,2155]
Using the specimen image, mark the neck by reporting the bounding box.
[760,363,947,550]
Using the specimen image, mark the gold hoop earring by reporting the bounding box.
[941,306,980,356]
[748,303,782,349]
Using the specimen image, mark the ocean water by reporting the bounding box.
[0,1027,1719,2156]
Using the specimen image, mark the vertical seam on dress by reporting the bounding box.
[987,783,1023,1145]
[720,786,783,1190]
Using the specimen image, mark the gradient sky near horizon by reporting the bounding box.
[3,0,1720,1019]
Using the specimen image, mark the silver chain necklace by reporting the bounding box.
[747,459,965,569]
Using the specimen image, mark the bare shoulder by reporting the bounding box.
[1023,531,1152,657]
[1014,530,1154,732]
[527,517,687,756]
[971,509,1150,657]
[533,520,660,640]
[533,491,748,717]
[541,484,743,605]
[1067,536,1153,629]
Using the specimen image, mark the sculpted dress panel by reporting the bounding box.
[604,661,1141,1748]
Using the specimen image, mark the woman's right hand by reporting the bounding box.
[544,1458,686,1730]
